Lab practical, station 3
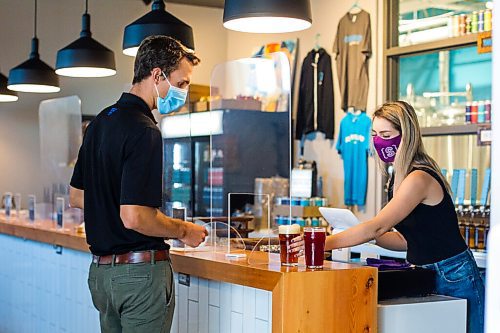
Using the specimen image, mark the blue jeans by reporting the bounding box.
[422,249,485,333]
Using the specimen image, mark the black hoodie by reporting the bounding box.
[296,48,334,140]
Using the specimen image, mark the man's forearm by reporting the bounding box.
[120,205,187,238]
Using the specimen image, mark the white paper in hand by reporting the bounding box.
[319,207,360,229]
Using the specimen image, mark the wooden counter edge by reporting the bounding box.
[170,253,283,291]
[0,220,90,252]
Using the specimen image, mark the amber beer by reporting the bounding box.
[279,224,301,266]
[304,227,326,269]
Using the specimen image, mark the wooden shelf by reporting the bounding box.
[421,123,490,136]
[385,33,479,57]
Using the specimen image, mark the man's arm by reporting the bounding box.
[69,186,84,209]
[120,205,207,247]
[119,128,207,247]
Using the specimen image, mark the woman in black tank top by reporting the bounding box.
[316,101,484,332]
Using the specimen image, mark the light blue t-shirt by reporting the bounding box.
[336,112,371,206]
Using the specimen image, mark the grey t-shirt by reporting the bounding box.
[333,10,372,111]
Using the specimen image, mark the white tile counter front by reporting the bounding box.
[0,233,272,333]
[171,274,272,333]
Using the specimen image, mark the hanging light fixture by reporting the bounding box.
[122,0,195,57]
[223,0,312,33]
[0,72,18,102]
[55,0,116,77]
[8,0,60,93]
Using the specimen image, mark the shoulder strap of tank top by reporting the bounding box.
[411,167,447,193]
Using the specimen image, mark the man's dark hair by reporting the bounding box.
[132,35,200,84]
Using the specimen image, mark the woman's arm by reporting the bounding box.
[375,231,407,251]
[325,170,431,251]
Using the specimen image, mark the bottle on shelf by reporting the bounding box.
[471,11,478,34]
[471,101,478,124]
[477,101,485,123]
[484,100,491,123]
[484,9,492,32]
[465,102,472,124]
[459,14,466,35]
[478,10,485,32]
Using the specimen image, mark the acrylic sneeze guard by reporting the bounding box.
[161,52,293,263]
[39,95,82,225]
[208,52,292,262]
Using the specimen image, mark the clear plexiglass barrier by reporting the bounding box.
[208,52,293,262]
[39,95,82,224]
[162,53,294,264]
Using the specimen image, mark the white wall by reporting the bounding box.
[0,0,226,202]
[225,0,384,220]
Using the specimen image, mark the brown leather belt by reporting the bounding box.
[92,250,170,265]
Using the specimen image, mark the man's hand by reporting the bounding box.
[180,223,208,247]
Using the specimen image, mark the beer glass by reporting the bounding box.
[304,227,326,269]
[279,224,301,266]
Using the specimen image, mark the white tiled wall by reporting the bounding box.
[0,233,100,333]
[0,233,272,333]
[171,273,273,333]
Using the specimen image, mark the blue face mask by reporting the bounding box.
[155,72,188,115]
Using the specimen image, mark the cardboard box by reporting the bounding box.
[272,205,322,218]
[210,98,262,111]
[192,101,208,112]
[189,84,210,103]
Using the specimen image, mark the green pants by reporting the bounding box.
[88,259,175,333]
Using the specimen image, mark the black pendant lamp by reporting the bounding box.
[223,0,312,33]
[0,72,18,102]
[55,0,116,77]
[8,0,60,93]
[122,0,194,57]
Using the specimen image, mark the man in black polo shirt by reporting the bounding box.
[69,36,207,332]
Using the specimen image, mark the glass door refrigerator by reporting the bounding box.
[162,135,219,217]
[161,109,290,218]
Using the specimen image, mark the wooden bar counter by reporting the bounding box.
[0,217,377,332]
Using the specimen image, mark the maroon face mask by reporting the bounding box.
[373,135,402,163]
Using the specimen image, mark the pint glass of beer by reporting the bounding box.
[304,227,326,269]
[279,224,301,266]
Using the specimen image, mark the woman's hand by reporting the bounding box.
[288,235,305,257]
